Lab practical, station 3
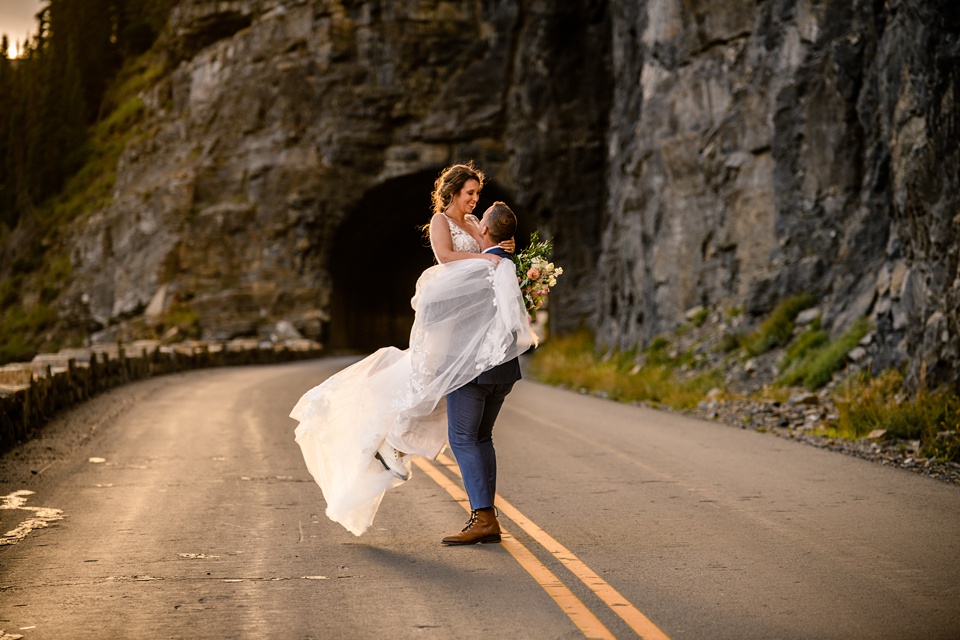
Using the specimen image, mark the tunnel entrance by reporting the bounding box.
[327,170,528,352]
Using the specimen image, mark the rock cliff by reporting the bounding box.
[599,0,959,391]
[598,0,960,390]
[62,0,609,351]
[58,0,959,390]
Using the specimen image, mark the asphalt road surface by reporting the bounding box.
[1,357,958,639]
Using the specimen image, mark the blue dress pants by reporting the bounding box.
[446,381,514,511]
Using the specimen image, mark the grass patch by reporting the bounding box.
[740,294,815,356]
[780,318,827,371]
[0,252,72,366]
[748,384,793,404]
[716,332,741,354]
[0,333,37,365]
[777,318,870,390]
[40,95,146,230]
[102,56,166,115]
[0,303,60,364]
[0,276,21,308]
[833,369,960,462]
[38,253,72,304]
[528,331,722,410]
[38,50,162,235]
[161,301,201,339]
[690,307,709,327]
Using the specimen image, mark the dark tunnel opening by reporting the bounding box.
[327,170,529,352]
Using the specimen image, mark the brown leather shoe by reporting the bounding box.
[441,507,501,545]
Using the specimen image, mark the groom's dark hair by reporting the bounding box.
[485,201,517,243]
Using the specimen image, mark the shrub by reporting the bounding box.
[833,369,960,462]
[833,370,907,438]
[929,431,960,463]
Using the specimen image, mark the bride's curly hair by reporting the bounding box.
[422,161,485,240]
[432,161,485,212]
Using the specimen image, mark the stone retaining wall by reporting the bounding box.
[0,339,323,452]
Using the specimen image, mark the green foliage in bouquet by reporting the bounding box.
[513,231,563,322]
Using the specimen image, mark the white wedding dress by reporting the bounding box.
[291,215,538,535]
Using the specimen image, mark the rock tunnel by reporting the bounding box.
[327,170,529,352]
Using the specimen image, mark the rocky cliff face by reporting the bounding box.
[62,0,609,349]
[60,0,959,390]
[598,0,959,390]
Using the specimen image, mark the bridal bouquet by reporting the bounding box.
[513,231,563,322]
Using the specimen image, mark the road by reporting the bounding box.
[0,357,958,639]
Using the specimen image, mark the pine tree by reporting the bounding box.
[0,35,12,226]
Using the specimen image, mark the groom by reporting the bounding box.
[442,201,521,546]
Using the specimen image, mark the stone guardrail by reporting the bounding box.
[0,338,324,453]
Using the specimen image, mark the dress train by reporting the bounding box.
[291,258,536,535]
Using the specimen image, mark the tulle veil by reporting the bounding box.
[291,258,537,535]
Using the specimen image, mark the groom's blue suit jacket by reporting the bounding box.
[474,246,522,385]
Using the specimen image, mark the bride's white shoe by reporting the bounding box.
[375,442,410,481]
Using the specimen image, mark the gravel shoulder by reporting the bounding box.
[660,311,960,487]
[686,396,960,486]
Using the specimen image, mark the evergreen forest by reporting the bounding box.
[0,0,174,228]
[0,0,177,361]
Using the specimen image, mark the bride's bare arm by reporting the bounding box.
[429,214,500,265]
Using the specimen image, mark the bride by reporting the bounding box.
[290,162,537,536]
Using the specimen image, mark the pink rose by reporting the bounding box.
[527,267,540,280]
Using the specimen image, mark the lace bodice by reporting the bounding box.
[444,214,481,253]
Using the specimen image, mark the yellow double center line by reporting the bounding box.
[413,453,670,640]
